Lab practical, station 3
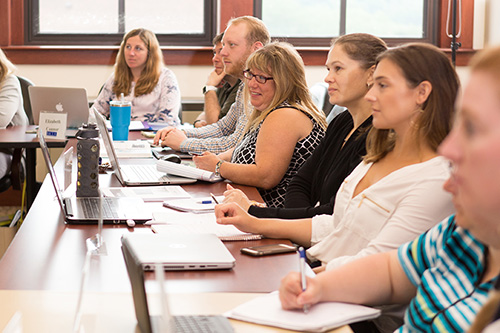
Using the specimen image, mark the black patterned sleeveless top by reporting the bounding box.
[231,102,325,208]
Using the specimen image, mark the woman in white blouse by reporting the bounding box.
[215,43,458,271]
[0,48,28,178]
[93,28,181,126]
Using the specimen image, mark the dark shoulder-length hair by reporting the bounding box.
[364,43,460,163]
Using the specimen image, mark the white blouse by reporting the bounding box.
[93,67,181,126]
[307,156,455,271]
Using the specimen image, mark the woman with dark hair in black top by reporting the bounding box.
[223,33,387,219]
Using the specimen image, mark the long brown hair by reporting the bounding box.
[243,42,327,133]
[113,28,163,97]
[364,43,460,163]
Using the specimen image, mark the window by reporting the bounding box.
[27,0,216,46]
[255,0,438,46]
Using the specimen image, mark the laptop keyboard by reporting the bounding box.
[124,164,170,182]
[80,197,118,219]
[174,315,234,333]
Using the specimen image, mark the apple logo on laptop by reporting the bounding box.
[55,103,64,112]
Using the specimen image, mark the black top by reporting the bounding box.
[216,79,241,119]
[248,111,372,219]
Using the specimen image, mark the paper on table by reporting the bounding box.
[150,211,262,241]
[225,291,380,333]
[105,120,148,131]
[99,139,152,158]
[162,196,224,213]
[156,160,222,183]
[101,186,191,202]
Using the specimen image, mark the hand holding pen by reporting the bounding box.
[298,247,310,313]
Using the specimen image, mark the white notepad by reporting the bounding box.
[151,211,262,241]
[225,291,380,332]
[101,186,191,202]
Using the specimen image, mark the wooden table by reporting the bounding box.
[0,125,66,210]
[0,138,298,293]
[0,290,352,333]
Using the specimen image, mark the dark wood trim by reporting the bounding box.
[439,0,474,49]
[0,0,10,45]
[3,46,214,65]
[3,45,476,67]
[0,0,477,67]
[220,0,255,31]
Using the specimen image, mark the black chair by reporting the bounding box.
[16,76,35,125]
[0,76,33,193]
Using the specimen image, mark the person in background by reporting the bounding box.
[216,43,458,331]
[222,33,386,218]
[153,16,270,154]
[0,48,28,178]
[93,28,181,125]
[279,45,500,333]
[194,42,327,208]
[193,32,240,128]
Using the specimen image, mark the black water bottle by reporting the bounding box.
[75,123,100,197]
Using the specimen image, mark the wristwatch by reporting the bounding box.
[214,160,225,178]
[202,85,217,94]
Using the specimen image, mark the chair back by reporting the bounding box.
[16,76,35,125]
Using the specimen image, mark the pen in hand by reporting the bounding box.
[298,247,310,314]
[210,193,219,204]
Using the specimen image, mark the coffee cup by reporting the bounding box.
[109,100,132,141]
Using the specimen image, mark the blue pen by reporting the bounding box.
[298,247,310,313]
[200,200,212,204]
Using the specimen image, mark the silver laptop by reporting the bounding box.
[121,236,234,333]
[92,108,197,186]
[38,129,152,224]
[121,233,235,271]
[29,86,90,137]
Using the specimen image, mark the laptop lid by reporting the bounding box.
[92,107,196,186]
[29,86,90,136]
[121,237,234,333]
[121,233,235,271]
[38,129,151,224]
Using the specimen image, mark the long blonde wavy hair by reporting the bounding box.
[113,28,163,97]
[243,42,327,133]
[0,48,16,84]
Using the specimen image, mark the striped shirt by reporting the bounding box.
[180,82,247,154]
[398,215,496,332]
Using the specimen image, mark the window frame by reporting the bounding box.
[25,0,217,46]
[0,0,477,66]
[254,0,439,47]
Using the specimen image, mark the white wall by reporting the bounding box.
[15,1,500,100]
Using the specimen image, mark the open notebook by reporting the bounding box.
[225,291,381,332]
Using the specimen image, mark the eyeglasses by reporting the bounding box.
[243,69,274,84]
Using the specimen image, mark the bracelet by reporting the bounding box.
[193,120,202,126]
[202,85,217,94]
[250,200,267,208]
[214,160,225,178]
